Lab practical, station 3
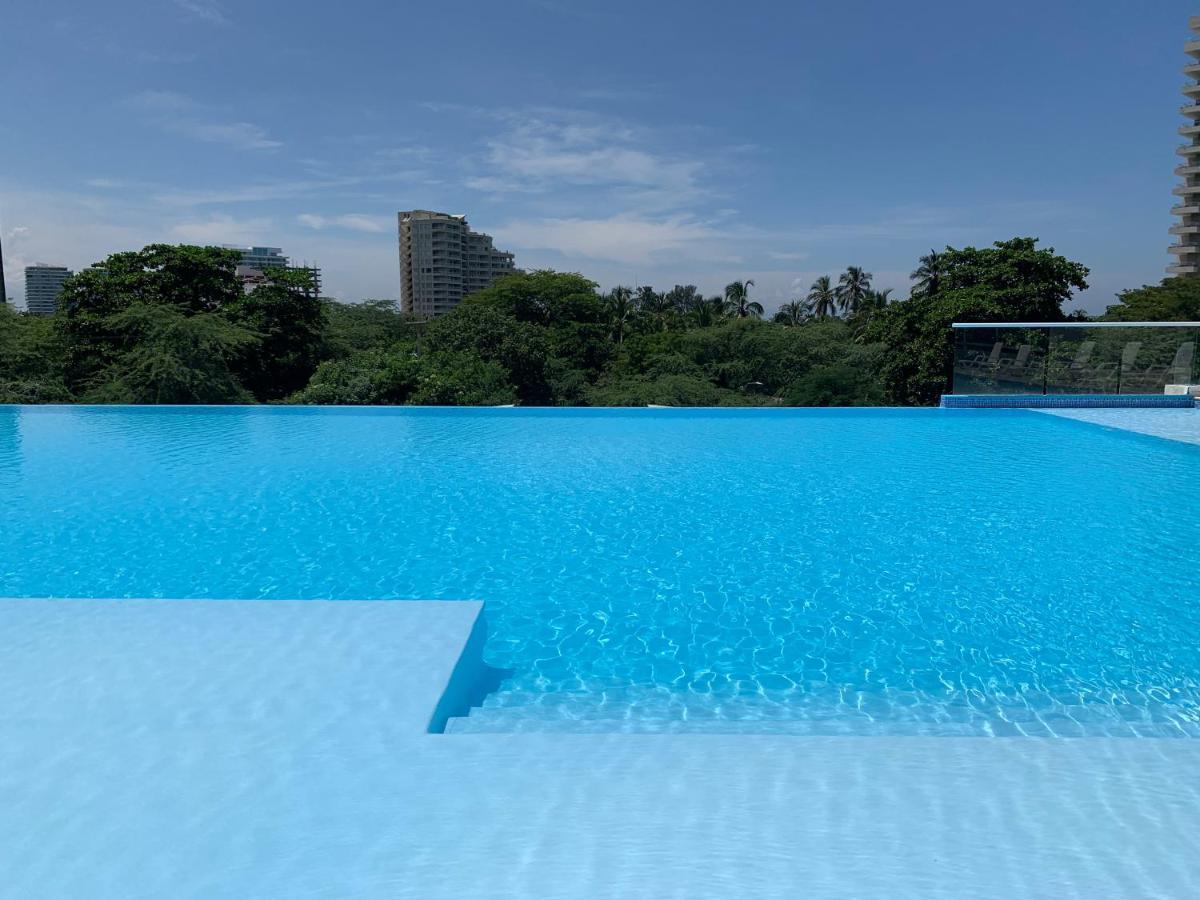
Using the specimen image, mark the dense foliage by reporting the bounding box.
[1101,276,1200,322]
[0,237,1120,407]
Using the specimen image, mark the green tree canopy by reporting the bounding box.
[867,237,1090,404]
[1102,277,1200,322]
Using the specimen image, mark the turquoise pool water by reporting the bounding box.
[2,405,1199,736]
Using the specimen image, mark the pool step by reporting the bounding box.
[445,682,997,735]
[443,705,987,735]
[443,681,1200,737]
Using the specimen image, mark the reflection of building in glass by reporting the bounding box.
[950,322,1199,398]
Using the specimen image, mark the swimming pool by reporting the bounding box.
[2,405,1198,737]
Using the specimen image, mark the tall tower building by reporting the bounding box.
[398,210,516,316]
[0,229,8,308]
[24,265,73,316]
[1171,15,1200,275]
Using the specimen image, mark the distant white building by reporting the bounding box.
[223,245,322,296]
[398,210,516,317]
[24,265,73,316]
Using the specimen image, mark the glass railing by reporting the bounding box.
[951,323,1200,396]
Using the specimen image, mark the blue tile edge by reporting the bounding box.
[940,394,1196,409]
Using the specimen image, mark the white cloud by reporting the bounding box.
[126,90,281,151]
[154,178,362,207]
[171,214,275,246]
[449,107,704,211]
[177,121,282,151]
[171,0,229,26]
[494,214,737,266]
[296,213,390,233]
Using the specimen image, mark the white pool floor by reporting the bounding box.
[3,598,1200,899]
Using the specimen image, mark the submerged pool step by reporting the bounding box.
[446,681,1200,737]
[442,706,988,735]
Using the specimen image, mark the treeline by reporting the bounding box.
[1,238,1192,407]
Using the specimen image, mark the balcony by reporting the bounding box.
[1185,82,1200,97]
[1187,38,1200,57]
[1187,62,1200,78]
[1168,262,1200,275]
[1170,224,1200,236]
[1179,144,1200,158]
[1176,164,1200,177]
[1173,204,1200,216]
[1169,242,1200,256]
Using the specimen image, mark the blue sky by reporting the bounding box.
[0,0,1194,312]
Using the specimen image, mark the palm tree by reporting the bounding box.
[850,288,893,344]
[773,299,809,325]
[635,285,676,331]
[606,286,634,345]
[836,266,873,316]
[910,249,945,297]
[724,279,763,318]
[867,288,892,311]
[688,295,727,327]
[663,284,700,314]
[807,276,838,318]
[634,285,661,313]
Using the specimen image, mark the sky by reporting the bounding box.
[0,0,1194,314]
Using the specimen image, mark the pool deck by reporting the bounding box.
[4,597,1200,899]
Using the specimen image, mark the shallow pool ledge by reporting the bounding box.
[0,597,488,740]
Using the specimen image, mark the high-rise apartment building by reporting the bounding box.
[1171,16,1200,275]
[398,210,516,316]
[24,265,73,316]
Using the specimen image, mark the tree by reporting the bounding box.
[773,300,809,325]
[910,250,946,297]
[289,350,419,405]
[410,351,517,406]
[465,270,603,327]
[0,304,69,400]
[663,285,702,315]
[56,244,244,392]
[724,279,763,318]
[605,286,635,345]
[836,266,873,315]
[224,266,326,401]
[422,303,551,404]
[85,303,255,404]
[867,237,1090,404]
[866,288,893,311]
[1102,276,1200,321]
[322,299,422,358]
[805,276,837,319]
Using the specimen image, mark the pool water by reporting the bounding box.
[2,406,1199,737]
